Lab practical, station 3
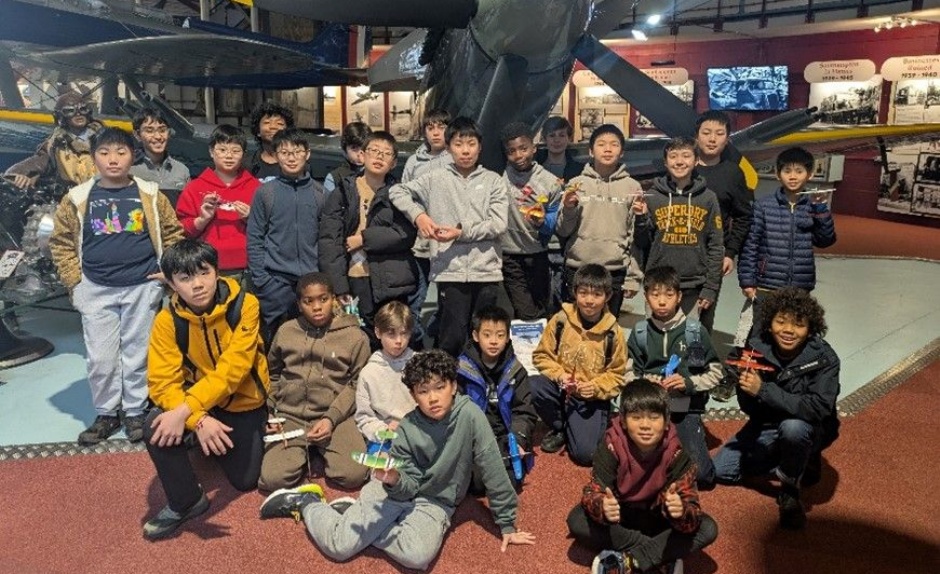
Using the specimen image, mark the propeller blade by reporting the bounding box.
[368,29,428,92]
[572,34,699,137]
[474,54,529,171]
[253,0,478,28]
[586,0,638,38]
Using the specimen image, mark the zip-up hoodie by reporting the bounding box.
[355,349,417,442]
[246,173,324,286]
[401,144,452,183]
[390,163,508,283]
[501,163,562,255]
[266,312,370,428]
[637,175,724,302]
[556,163,644,292]
[176,168,260,271]
[385,394,520,534]
[147,277,270,430]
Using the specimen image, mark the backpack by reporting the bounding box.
[552,316,618,366]
[632,315,707,369]
[169,289,268,402]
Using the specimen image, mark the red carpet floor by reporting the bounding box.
[824,215,940,261]
[2,359,938,574]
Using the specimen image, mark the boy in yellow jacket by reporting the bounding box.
[142,239,270,540]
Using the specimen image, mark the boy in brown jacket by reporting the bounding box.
[258,272,371,491]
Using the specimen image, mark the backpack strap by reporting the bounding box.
[553,317,566,356]
[633,322,648,357]
[685,314,706,368]
[603,328,615,366]
[170,304,197,389]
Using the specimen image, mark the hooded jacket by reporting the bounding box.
[556,163,644,292]
[501,163,562,255]
[389,163,508,283]
[637,175,724,302]
[266,312,370,428]
[49,175,184,290]
[147,276,270,430]
[532,303,628,401]
[176,168,260,270]
[737,187,837,291]
[355,349,417,442]
[695,159,753,259]
[534,147,585,183]
[386,394,519,534]
[401,144,452,183]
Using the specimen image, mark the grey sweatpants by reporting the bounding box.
[302,479,453,571]
[72,275,164,417]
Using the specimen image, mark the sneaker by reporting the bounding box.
[657,559,684,574]
[777,488,806,530]
[123,414,146,443]
[259,483,325,520]
[143,492,210,540]
[709,378,735,402]
[77,415,121,445]
[540,430,566,454]
[329,496,357,515]
[591,550,633,574]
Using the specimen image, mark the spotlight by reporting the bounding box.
[631,29,648,41]
[647,14,661,25]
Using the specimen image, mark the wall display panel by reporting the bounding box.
[573,71,630,142]
[345,86,385,131]
[808,77,882,125]
[706,66,789,111]
[888,79,940,125]
[635,81,694,131]
[878,141,940,219]
[387,91,419,140]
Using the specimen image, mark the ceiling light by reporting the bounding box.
[631,29,648,41]
[874,15,920,33]
[647,14,661,25]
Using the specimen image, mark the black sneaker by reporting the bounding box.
[77,415,121,445]
[143,492,210,540]
[259,483,325,520]
[123,414,147,443]
[540,430,566,454]
[591,550,634,574]
[329,496,357,515]
[777,488,806,530]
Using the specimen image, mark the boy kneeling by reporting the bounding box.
[260,350,535,571]
[567,380,717,573]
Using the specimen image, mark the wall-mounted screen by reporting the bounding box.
[707,66,789,111]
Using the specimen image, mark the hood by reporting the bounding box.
[561,302,618,334]
[194,166,256,189]
[651,174,708,198]
[460,339,516,371]
[368,347,415,373]
[169,276,240,321]
[413,392,470,426]
[649,307,687,333]
[750,332,828,369]
[581,162,630,182]
[297,309,361,334]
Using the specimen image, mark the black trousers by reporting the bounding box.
[679,287,716,333]
[567,505,718,571]
[503,252,551,321]
[348,276,378,350]
[564,267,628,317]
[436,281,510,357]
[144,406,267,512]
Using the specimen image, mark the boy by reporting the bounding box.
[142,239,269,540]
[389,116,510,357]
[457,305,538,488]
[129,107,191,207]
[319,131,418,347]
[248,101,294,182]
[176,124,259,280]
[258,273,371,491]
[354,301,416,442]
[635,137,724,332]
[567,380,718,573]
[556,124,645,317]
[712,287,841,529]
[259,350,536,570]
[534,116,585,183]
[323,121,370,193]
[500,122,562,320]
[246,128,327,341]
[625,266,723,487]
[49,127,184,445]
[530,264,628,466]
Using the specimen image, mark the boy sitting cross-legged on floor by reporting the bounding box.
[260,349,536,571]
[567,379,718,574]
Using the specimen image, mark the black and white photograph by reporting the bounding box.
[890,79,940,124]
[707,65,789,111]
[809,77,882,124]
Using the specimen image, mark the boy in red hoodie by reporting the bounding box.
[176,125,260,281]
[567,379,717,573]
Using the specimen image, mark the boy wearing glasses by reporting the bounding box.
[247,128,326,343]
[176,125,259,284]
[320,131,419,349]
[5,91,103,190]
[129,107,191,207]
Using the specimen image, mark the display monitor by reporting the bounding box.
[706,66,789,111]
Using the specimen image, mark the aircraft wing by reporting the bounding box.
[249,0,478,28]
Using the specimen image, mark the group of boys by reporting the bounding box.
[40,97,842,573]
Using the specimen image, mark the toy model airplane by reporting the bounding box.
[352,428,404,470]
[662,354,681,377]
[725,349,776,373]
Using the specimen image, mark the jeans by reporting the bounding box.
[530,374,610,466]
[712,418,823,486]
[406,257,430,349]
[672,412,715,487]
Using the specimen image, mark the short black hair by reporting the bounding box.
[272,128,310,151]
[695,110,732,134]
[471,305,511,333]
[541,116,573,140]
[422,108,451,129]
[445,116,482,145]
[295,272,333,298]
[663,136,698,159]
[402,349,457,390]
[643,266,681,293]
[132,107,168,132]
[572,264,612,297]
[500,122,533,149]
[364,130,398,156]
[759,286,828,338]
[775,147,815,174]
[340,121,372,151]
[250,101,294,144]
[91,127,135,152]
[619,379,670,419]
[589,124,625,148]
[160,239,218,278]
[209,124,248,151]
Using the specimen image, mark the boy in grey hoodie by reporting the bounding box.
[635,137,724,332]
[260,350,536,571]
[389,117,510,357]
